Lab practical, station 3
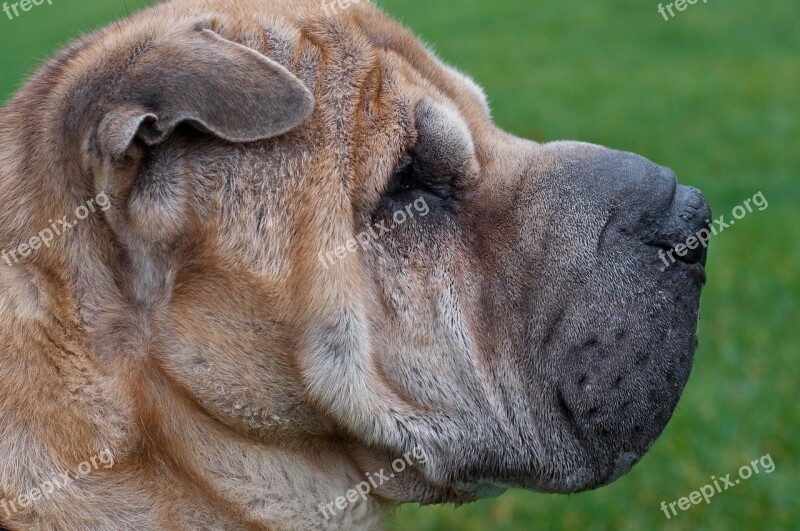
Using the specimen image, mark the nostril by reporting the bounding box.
[644,185,712,265]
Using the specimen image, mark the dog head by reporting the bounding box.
[0,0,709,520]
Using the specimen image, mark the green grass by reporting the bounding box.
[1,0,798,529]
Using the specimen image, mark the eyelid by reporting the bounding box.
[413,98,479,184]
[385,150,454,201]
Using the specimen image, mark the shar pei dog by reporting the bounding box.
[0,0,711,529]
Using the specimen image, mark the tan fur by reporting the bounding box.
[0,1,508,528]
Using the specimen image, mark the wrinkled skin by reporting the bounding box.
[0,0,709,528]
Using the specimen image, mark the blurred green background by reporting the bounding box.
[1,0,797,529]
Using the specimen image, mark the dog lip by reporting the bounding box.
[534,280,702,492]
[688,261,707,284]
[668,259,707,286]
[606,451,642,483]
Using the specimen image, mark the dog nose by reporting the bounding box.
[543,145,712,266]
[643,182,712,265]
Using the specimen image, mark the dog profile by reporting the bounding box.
[0,0,709,529]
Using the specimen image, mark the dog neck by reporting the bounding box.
[0,255,390,529]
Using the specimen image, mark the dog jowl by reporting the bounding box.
[0,0,709,528]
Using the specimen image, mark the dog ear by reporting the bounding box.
[94,27,314,163]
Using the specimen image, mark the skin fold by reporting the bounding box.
[0,0,708,529]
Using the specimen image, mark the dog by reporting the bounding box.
[0,0,710,528]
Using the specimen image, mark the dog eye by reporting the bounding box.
[385,152,450,200]
[391,154,417,193]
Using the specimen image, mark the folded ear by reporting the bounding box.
[94,27,314,163]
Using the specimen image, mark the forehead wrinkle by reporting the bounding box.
[292,16,379,193]
[347,56,417,213]
[379,49,477,158]
[351,7,490,123]
[255,8,484,199]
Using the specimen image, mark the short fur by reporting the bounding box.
[0,0,708,529]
